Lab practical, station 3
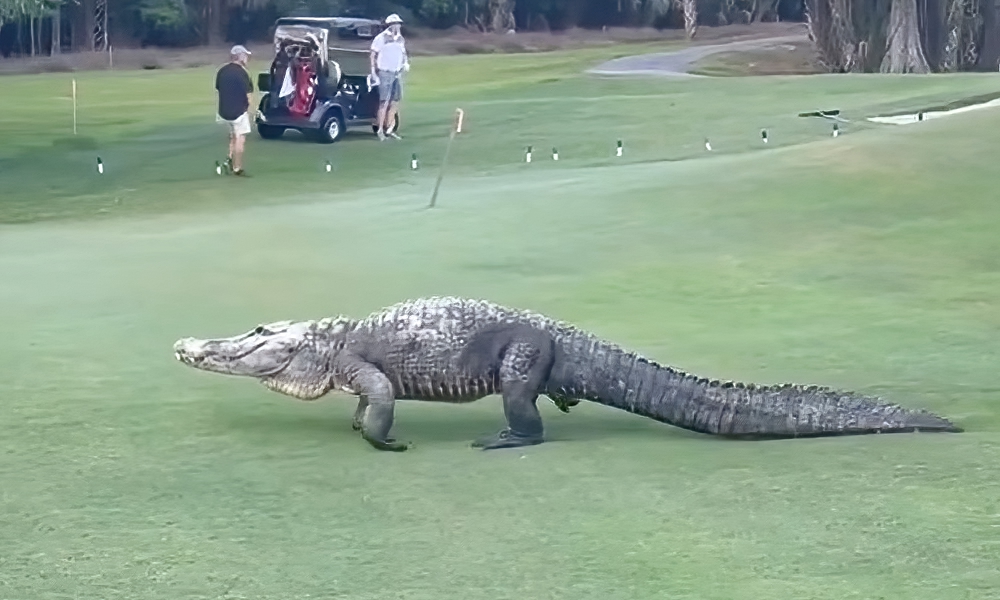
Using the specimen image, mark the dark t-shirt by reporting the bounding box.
[215,62,253,120]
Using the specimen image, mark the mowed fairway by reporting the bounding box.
[2,39,1000,599]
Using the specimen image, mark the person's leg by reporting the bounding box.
[385,77,402,138]
[385,102,399,136]
[231,113,251,174]
[227,130,236,170]
[375,101,388,139]
[232,134,245,172]
[375,69,392,139]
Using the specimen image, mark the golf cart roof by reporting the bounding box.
[273,16,382,37]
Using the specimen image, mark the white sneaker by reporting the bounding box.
[387,131,401,140]
[376,129,386,141]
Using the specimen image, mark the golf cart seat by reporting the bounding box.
[325,60,342,94]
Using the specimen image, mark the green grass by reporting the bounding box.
[2,41,1000,600]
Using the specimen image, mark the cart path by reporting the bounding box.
[587,32,809,77]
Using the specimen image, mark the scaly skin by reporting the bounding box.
[173,296,962,452]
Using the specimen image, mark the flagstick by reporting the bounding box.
[427,108,463,209]
[72,79,78,135]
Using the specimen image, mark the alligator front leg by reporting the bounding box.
[336,355,410,452]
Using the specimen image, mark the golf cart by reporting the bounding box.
[253,16,399,143]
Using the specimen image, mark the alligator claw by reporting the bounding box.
[363,435,411,452]
[471,429,544,450]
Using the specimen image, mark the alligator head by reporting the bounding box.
[173,319,346,400]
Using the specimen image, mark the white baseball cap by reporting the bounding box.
[230,44,252,56]
[385,13,402,24]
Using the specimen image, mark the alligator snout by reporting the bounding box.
[173,338,205,364]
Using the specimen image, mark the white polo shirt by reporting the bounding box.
[371,29,407,72]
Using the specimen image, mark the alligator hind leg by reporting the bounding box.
[351,394,369,431]
[473,338,554,450]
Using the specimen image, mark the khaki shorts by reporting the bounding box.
[217,112,251,136]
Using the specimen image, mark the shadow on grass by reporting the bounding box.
[211,399,703,448]
[51,135,99,151]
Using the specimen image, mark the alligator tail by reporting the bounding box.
[545,336,961,437]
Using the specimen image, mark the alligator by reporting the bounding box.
[172,296,962,452]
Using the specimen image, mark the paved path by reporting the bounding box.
[587,33,808,77]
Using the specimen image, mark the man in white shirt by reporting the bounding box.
[369,13,409,141]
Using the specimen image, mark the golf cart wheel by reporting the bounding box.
[373,113,400,134]
[319,112,345,144]
[257,124,285,139]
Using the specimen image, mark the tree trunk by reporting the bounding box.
[880,0,931,71]
[976,0,1000,69]
[71,0,96,51]
[30,17,35,56]
[806,0,861,71]
[919,0,946,69]
[489,0,516,31]
[207,0,225,46]
[683,0,698,38]
[752,0,781,21]
[51,6,60,55]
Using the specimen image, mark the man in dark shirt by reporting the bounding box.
[215,45,254,176]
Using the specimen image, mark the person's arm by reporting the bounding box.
[245,70,254,121]
[369,35,381,74]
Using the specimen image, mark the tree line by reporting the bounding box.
[0,0,997,74]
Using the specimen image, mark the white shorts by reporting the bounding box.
[217,112,251,136]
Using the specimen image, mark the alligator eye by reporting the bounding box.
[254,326,265,335]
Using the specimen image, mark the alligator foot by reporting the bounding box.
[363,434,411,452]
[351,418,363,431]
[471,429,544,450]
[551,397,579,414]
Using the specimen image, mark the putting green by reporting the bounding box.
[1,45,999,599]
